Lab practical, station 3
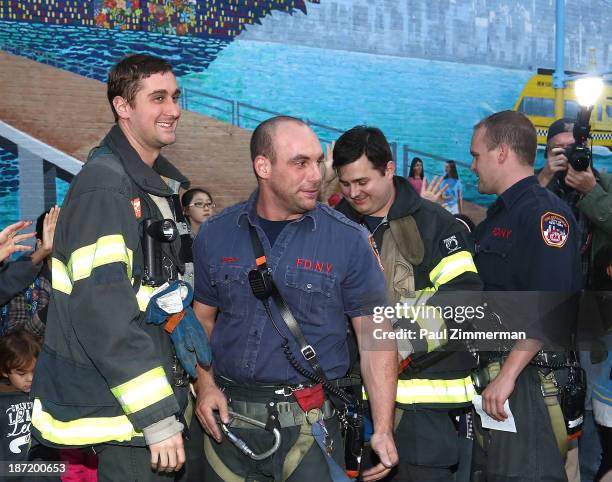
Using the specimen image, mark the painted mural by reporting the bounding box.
[1,0,611,229]
[2,0,317,37]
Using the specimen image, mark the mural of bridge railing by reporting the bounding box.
[0,121,81,228]
[180,84,479,193]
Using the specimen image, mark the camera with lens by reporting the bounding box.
[565,106,593,172]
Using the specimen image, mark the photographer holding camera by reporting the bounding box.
[538,118,612,288]
[538,118,612,482]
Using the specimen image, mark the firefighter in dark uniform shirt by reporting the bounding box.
[469,111,581,482]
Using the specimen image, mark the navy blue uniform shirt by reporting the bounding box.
[193,190,387,385]
[474,176,581,343]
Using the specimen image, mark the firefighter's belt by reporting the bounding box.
[229,399,335,429]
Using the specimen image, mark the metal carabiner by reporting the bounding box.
[218,410,282,461]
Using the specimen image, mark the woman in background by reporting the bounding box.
[182,188,215,237]
[407,157,425,193]
[441,160,463,215]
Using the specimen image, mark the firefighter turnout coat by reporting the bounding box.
[31,125,189,447]
[337,175,483,409]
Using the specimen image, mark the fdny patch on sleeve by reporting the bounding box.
[541,212,569,248]
[368,234,384,272]
[440,231,468,256]
[131,197,142,219]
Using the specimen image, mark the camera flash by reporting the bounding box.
[574,77,604,107]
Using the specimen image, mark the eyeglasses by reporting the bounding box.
[188,202,216,209]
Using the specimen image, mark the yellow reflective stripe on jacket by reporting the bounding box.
[414,312,446,352]
[52,258,72,295]
[110,367,173,415]
[395,375,475,404]
[429,250,477,289]
[68,234,133,282]
[398,290,446,352]
[136,284,156,312]
[32,399,143,445]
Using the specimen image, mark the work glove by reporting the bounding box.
[145,280,211,378]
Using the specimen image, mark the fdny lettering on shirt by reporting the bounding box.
[222,257,239,263]
[131,198,142,219]
[541,212,569,248]
[492,227,512,239]
[295,258,333,273]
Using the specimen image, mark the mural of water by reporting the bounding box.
[179,39,525,204]
[181,39,611,204]
[1,20,610,221]
[0,20,229,80]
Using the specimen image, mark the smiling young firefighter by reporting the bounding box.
[29,54,204,480]
[333,126,483,481]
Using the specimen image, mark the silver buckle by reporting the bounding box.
[301,345,316,360]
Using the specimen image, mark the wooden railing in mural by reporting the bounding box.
[180,84,476,187]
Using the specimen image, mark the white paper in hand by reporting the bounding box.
[472,395,517,433]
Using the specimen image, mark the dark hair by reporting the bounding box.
[181,188,214,209]
[408,157,424,180]
[250,116,307,163]
[474,111,537,166]
[332,126,392,176]
[35,210,49,241]
[0,329,41,375]
[545,118,574,158]
[107,54,174,123]
[444,160,459,180]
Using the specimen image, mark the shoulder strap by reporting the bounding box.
[247,224,328,382]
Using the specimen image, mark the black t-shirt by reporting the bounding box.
[0,389,31,462]
[258,216,291,247]
[363,215,385,234]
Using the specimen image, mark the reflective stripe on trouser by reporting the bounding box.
[110,366,174,415]
[31,398,143,445]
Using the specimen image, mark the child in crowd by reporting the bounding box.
[0,330,98,481]
[0,329,40,464]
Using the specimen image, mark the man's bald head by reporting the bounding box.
[250,116,308,163]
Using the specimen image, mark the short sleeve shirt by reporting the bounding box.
[193,190,387,385]
[474,176,581,342]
